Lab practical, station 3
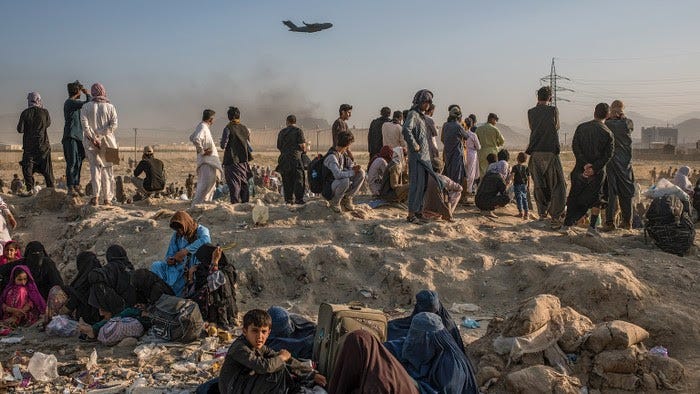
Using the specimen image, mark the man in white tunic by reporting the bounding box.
[80,83,118,206]
[190,109,222,203]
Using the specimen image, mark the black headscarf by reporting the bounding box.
[131,269,174,305]
[1,241,65,299]
[70,251,102,289]
[105,244,134,271]
[63,251,103,324]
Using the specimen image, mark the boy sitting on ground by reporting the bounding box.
[218,309,326,394]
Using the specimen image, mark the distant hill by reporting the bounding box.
[676,118,700,144]
[498,123,529,149]
[673,111,700,124]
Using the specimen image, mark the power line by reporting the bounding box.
[540,58,574,107]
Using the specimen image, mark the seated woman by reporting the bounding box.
[266,306,316,359]
[62,251,103,324]
[0,241,64,300]
[328,330,419,394]
[378,147,409,203]
[367,145,395,197]
[151,211,211,296]
[387,289,464,352]
[0,265,46,327]
[131,269,174,305]
[475,154,510,217]
[423,158,463,221]
[188,244,238,329]
[385,312,478,394]
[0,240,22,266]
[86,245,137,323]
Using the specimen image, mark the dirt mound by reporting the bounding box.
[468,294,687,392]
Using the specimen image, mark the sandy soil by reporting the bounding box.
[0,150,698,392]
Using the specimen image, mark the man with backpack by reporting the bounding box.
[276,115,307,205]
[322,131,364,213]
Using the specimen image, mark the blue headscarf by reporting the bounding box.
[389,312,478,394]
[387,290,465,352]
[266,306,316,359]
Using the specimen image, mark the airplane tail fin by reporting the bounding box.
[282,20,297,30]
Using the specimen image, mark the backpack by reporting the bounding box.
[307,153,327,194]
[644,195,695,256]
[312,302,387,377]
[148,294,204,342]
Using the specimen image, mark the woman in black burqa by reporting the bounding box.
[189,244,238,328]
[0,241,64,299]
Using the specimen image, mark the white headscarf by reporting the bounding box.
[673,166,692,193]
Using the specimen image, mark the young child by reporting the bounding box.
[0,265,46,326]
[218,309,326,394]
[511,152,531,219]
[0,240,22,266]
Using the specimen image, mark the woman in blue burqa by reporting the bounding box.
[387,289,464,352]
[265,306,316,359]
[385,312,478,394]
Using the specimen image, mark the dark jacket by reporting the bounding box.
[526,104,560,155]
[134,156,166,191]
[276,125,306,173]
[17,107,52,154]
[571,120,614,174]
[63,96,91,142]
[475,172,508,211]
[368,116,390,157]
[222,123,251,166]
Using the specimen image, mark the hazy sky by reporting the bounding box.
[1,0,699,143]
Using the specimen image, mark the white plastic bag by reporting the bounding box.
[644,178,689,202]
[27,352,59,382]
[252,199,269,225]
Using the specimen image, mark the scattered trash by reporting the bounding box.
[200,337,218,352]
[359,290,373,298]
[86,349,98,371]
[12,364,23,380]
[0,336,24,344]
[133,343,167,364]
[128,376,148,392]
[215,346,230,359]
[566,353,578,363]
[650,346,669,357]
[58,363,84,376]
[450,302,480,313]
[171,361,197,373]
[27,352,59,382]
[461,317,481,329]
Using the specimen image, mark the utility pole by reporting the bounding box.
[133,128,137,162]
[540,58,574,107]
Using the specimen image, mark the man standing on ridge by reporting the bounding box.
[17,92,55,195]
[368,106,391,157]
[332,104,354,160]
[190,109,222,204]
[526,86,566,228]
[63,81,91,197]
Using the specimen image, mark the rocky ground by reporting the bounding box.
[0,151,697,392]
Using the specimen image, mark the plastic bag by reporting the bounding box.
[46,315,79,337]
[27,352,59,382]
[252,199,269,225]
[644,178,689,202]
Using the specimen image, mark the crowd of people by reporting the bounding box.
[3,81,700,391]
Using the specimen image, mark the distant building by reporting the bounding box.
[641,126,678,147]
